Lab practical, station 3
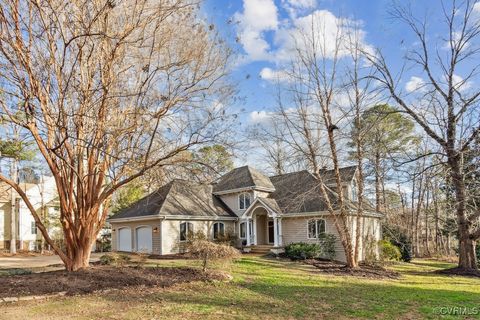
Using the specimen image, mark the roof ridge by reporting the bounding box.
[157,180,180,215]
[269,169,310,178]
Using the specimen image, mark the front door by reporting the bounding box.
[268,220,274,244]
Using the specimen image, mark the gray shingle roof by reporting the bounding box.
[269,170,331,213]
[257,197,282,213]
[213,166,275,193]
[318,166,357,185]
[109,180,235,220]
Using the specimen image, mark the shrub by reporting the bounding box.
[99,253,132,267]
[187,235,241,272]
[285,235,336,261]
[285,243,321,260]
[379,240,402,262]
[383,225,412,262]
[317,234,336,260]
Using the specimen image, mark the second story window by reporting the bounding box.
[351,182,358,201]
[239,192,251,210]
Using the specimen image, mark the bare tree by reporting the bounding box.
[0,0,234,270]
[259,15,378,268]
[365,1,480,270]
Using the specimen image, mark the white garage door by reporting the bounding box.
[118,227,132,252]
[136,226,152,253]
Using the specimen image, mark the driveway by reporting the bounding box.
[0,253,103,269]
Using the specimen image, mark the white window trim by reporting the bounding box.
[179,221,193,242]
[307,218,326,239]
[239,222,246,239]
[212,222,225,240]
[238,192,251,210]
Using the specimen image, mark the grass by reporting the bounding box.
[1,256,479,320]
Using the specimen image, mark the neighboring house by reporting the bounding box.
[0,176,59,251]
[109,166,383,262]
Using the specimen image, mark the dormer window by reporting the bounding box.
[239,192,251,210]
[351,182,357,201]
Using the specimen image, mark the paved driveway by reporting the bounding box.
[0,253,102,269]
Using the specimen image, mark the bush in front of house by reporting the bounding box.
[187,232,241,272]
[317,233,336,260]
[285,242,321,260]
[379,240,402,262]
[285,234,336,261]
[99,253,132,267]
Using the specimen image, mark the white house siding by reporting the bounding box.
[218,191,253,217]
[110,220,162,254]
[161,219,235,254]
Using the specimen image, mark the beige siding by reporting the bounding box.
[111,219,161,254]
[281,216,346,262]
[161,219,235,254]
[218,191,253,217]
[111,219,235,255]
[281,215,382,262]
[0,202,12,241]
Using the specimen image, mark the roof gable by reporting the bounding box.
[213,166,275,193]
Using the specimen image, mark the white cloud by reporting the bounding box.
[235,0,279,61]
[452,74,472,91]
[259,67,290,82]
[282,0,317,17]
[473,2,480,15]
[405,76,425,93]
[234,2,372,64]
[249,110,274,123]
[274,10,372,61]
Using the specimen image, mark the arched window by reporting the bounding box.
[180,222,194,241]
[238,192,251,210]
[212,222,225,240]
[307,219,326,239]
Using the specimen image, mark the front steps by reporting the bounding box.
[243,245,285,255]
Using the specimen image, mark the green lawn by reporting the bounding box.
[1,257,479,320]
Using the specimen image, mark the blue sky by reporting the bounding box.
[201,0,445,125]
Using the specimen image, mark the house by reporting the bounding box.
[108,166,383,262]
[0,176,59,251]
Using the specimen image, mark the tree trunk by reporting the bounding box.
[9,159,17,254]
[63,239,94,271]
[449,153,478,270]
[374,151,381,213]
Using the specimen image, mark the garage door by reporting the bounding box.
[136,226,152,253]
[118,227,132,252]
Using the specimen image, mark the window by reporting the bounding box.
[239,222,246,239]
[213,222,225,240]
[351,182,358,201]
[31,221,37,235]
[307,219,326,239]
[180,222,193,241]
[239,193,251,210]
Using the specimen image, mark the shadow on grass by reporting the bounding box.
[88,258,479,319]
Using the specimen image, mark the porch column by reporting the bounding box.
[253,215,257,245]
[273,217,279,247]
[246,218,251,246]
[278,218,283,246]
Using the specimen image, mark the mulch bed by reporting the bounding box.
[304,259,401,279]
[0,266,225,298]
[435,267,480,278]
